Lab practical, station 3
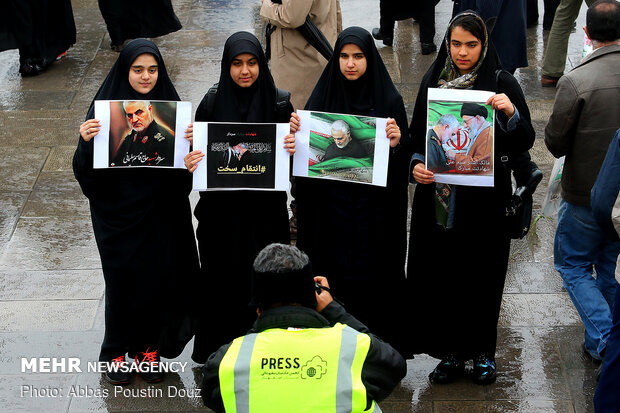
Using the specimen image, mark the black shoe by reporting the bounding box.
[136,348,164,383]
[371,27,393,47]
[581,342,603,364]
[421,42,437,55]
[103,355,130,385]
[19,62,43,77]
[429,354,464,384]
[472,354,497,384]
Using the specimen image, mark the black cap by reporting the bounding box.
[249,262,317,309]
[460,102,488,119]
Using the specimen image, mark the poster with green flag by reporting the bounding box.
[292,110,389,186]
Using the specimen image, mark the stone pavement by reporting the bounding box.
[0,0,602,412]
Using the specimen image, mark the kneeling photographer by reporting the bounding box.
[201,243,406,412]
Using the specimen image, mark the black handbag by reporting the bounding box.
[503,157,543,239]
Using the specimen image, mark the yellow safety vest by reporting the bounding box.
[219,322,381,413]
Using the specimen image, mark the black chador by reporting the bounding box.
[190,32,293,364]
[296,27,413,357]
[73,39,199,362]
[113,120,174,167]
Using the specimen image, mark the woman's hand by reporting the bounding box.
[184,123,194,145]
[413,161,435,184]
[184,149,204,173]
[284,133,296,154]
[79,119,101,142]
[290,112,300,134]
[487,93,515,118]
[386,118,401,148]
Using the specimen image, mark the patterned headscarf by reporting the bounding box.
[438,12,489,89]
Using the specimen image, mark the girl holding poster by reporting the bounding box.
[290,27,412,357]
[183,32,295,364]
[73,39,199,384]
[408,12,535,384]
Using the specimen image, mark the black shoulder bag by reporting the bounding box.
[495,70,543,239]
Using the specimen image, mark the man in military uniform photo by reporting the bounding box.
[112,100,174,167]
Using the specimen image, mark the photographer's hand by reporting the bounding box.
[314,276,333,312]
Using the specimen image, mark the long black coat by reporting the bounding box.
[296,28,413,357]
[73,40,199,361]
[406,37,535,359]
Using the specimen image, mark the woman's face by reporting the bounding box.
[230,53,259,87]
[339,43,367,81]
[128,53,159,94]
[449,25,482,75]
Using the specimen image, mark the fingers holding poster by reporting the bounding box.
[191,122,290,191]
[426,88,495,187]
[293,110,389,187]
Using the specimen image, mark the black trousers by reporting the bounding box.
[379,0,436,44]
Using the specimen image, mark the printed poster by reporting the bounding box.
[426,88,495,187]
[93,100,191,168]
[192,122,290,191]
[293,110,389,187]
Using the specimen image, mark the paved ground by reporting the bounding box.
[0,0,602,412]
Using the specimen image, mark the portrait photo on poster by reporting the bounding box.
[293,110,389,187]
[426,88,495,187]
[191,122,290,191]
[93,100,191,168]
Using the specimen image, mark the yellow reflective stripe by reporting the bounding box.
[233,333,258,413]
[350,329,371,412]
[219,336,245,413]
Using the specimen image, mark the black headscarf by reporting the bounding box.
[304,26,401,118]
[74,38,186,199]
[85,38,179,119]
[196,31,277,123]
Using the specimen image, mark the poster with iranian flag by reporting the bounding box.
[293,110,389,186]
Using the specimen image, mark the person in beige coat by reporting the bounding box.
[260,0,342,110]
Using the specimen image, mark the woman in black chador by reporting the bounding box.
[289,27,412,357]
[408,12,535,384]
[0,0,76,76]
[98,0,182,52]
[73,39,199,384]
[183,32,296,364]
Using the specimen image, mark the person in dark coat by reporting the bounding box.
[182,32,296,364]
[0,0,76,76]
[98,0,182,52]
[453,0,529,73]
[372,0,439,54]
[408,12,535,384]
[289,27,412,358]
[73,39,200,385]
[527,0,561,29]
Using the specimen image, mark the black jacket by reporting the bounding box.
[201,302,407,412]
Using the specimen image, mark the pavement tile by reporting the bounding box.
[21,172,90,218]
[433,400,574,413]
[0,374,75,413]
[0,192,29,251]
[0,217,99,271]
[0,331,103,374]
[0,300,99,332]
[506,262,564,293]
[0,270,103,301]
[499,293,581,327]
[42,147,80,172]
[0,147,50,191]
